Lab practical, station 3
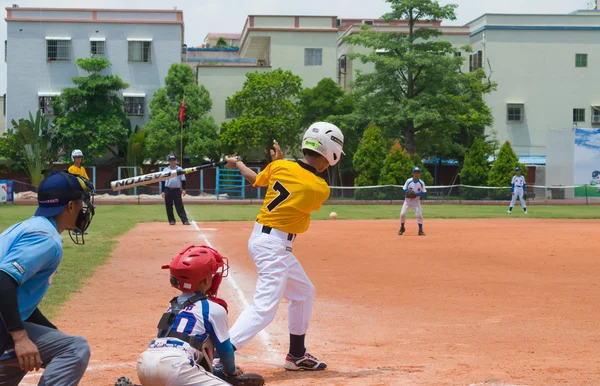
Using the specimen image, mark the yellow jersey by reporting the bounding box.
[254,160,330,234]
[68,165,89,180]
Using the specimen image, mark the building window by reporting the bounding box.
[90,40,105,56]
[304,48,323,66]
[39,96,56,117]
[124,97,145,117]
[225,100,241,119]
[592,106,600,124]
[470,50,483,71]
[128,41,151,63]
[507,104,523,122]
[573,108,585,122]
[575,53,588,68]
[454,51,462,57]
[46,39,71,62]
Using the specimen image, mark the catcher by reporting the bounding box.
[116,245,264,386]
[398,167,427,236]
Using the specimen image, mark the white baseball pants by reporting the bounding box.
[400,198,423,225]
[137,347,227,386]
[229,222,315,350]
[510,187,527,209]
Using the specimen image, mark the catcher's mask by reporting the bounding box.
[35,170,96,245]
[162,245,229,294]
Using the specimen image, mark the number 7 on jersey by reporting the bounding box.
[266,181,291,212]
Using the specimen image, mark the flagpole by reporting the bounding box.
[180,96,185,161]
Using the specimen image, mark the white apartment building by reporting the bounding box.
[5,7,184,130]
[468,12,600,158]
[191,15,339,125]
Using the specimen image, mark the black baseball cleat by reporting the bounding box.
[398,228,405,236]
[418,229,425,236]
[183,221,191,225]
[169,221,176,225]
[115,377,139,386]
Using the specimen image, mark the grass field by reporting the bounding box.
[1,203,600,319]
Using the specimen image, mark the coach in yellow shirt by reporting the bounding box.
[226,122,344,372]
[67,150,89,180]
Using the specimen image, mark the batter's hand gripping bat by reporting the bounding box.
[110,160,227,191]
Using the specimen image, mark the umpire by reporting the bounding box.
[0,171,95,385]
[161,154,190,226]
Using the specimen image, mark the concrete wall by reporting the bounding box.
[196,66,271,126]
[6,20,182,127]
[471,26,600,157]
[545,129,575,198]
[266,31,338,88]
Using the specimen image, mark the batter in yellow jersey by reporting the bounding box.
[225,122,344,372]
[68,149,89,180]
[254,159,329,234]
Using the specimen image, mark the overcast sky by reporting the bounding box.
[0,0,590,94]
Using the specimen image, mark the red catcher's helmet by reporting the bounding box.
[162,245,229,293]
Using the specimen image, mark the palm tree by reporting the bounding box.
[10,110,60,190]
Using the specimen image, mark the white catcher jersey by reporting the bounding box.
[403,178,427,199]
[512,175,526,189]
[155,294,230,350]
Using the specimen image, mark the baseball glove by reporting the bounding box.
[405,190,418,199]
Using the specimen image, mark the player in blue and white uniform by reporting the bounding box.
[509,167,527,214]
[133,245,262,386]
[398,167,427,236]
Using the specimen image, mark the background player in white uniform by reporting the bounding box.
[134,245,256,386]
[398,167,427,236]
[509,167,528,214]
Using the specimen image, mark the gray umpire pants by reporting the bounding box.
[0,323,90,386]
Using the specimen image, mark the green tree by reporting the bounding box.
[53,57,130,161]
[459,137,490,199]
[487,140,527,199]
[220,69,303,160]
[298,78,354,128]
[352,123,389,199]
[344,0,495,159]
[378,139,414,199]
[144,64,220,163]
[8,110,60,189]
[410,154,434,186]
[0,132,22,173]
[215,37,228,48]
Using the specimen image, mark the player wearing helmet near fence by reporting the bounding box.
[130,245,264,386]
[0,171,95,386]
[592,170,600,193]
[398,167,427,236]
[509,167,527,214]
[68,150,89,180]
[224,122,344,371]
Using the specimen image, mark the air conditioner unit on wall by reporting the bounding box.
[593,115,600,123]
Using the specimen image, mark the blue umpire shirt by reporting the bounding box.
[0,216,63,320]
[163,166,186,189]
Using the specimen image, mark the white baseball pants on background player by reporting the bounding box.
[510,187,527,210]
[400,198,424,224]
[137,347,227,386]
[229,222,315,350]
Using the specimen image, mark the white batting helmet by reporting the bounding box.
[71,149,83,161]
[301,122,345,166]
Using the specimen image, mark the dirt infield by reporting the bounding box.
[27,219,600,385]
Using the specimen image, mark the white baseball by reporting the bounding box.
[329,212,337,220]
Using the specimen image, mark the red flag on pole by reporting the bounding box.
[179,97,185,123]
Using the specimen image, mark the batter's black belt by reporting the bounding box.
[261,224,296,241]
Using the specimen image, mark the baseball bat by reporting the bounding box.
[110,160,227,191]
